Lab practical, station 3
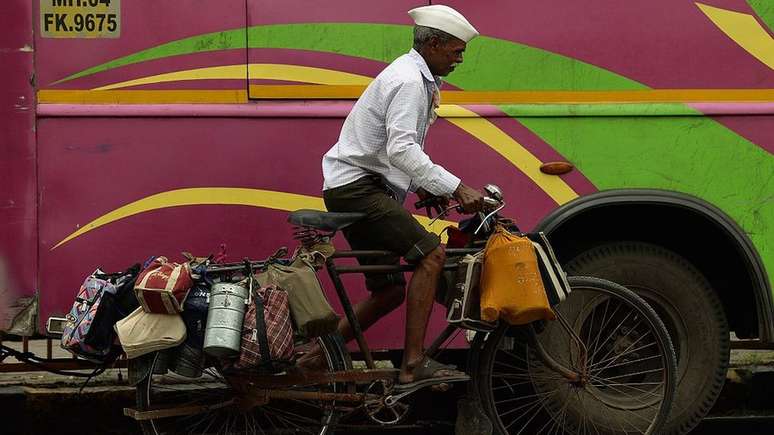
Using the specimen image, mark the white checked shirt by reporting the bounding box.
[322,49,461,203]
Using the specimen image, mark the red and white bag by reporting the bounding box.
[134,257,193,314]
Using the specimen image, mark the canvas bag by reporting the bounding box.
[256,256,339,338]
[480,226,556,325]
[134,256,193,314]
[230,278,294,372]
[114,307,187,359]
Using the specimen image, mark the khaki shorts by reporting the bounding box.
[323,175,441,291]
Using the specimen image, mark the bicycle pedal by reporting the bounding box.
[392,375,470,393]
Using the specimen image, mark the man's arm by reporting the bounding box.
[385,81,483,212]
[384,80,460,197]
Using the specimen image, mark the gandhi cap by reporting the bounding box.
[408,5,479,43]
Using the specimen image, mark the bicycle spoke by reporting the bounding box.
[502,392,548,433]
[580,388,620,435]
[593,366,665,382]
[500,347,533,365]
[586,298,623,360]
[541,386,573,435]
[588,348,662,373]
[492,370,566,382]
[267,402,327,426]
[588,320,648,370]
[587,310,635,363]
[588,341,661,373]
[589,375,665,405]
[492,379,545,390]
[496,387,562,407]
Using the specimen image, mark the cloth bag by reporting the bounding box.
[256,256,339,338]
[61,271,120,362]
[480,226,556,325]
[230,279,294,372]
[134,256,193,314]
[61,265,141,362]
[114,307,187,359]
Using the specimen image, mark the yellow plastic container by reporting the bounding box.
[480,227,556,325]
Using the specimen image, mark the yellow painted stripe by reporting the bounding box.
[38,89,249,104]
[250,84,369,100]
[697,2,774,70]
[52,188,454,249]
[251,86,774,102]
[39,88,774,104]
[93,64,372,91]
[439,105,578,205]
[43,64,579,204]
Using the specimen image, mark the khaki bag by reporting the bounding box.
[114,307,186,359]
[480,226,556,325]
[256,257,340,338]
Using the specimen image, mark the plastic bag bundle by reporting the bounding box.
[480,226,556,325]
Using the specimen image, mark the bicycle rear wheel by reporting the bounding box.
[135,333,351,435]
[476,276,677,435]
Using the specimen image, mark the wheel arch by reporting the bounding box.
[534,188,773,341]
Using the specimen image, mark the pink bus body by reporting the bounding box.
[2,1,774,429]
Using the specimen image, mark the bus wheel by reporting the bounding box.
[565,242,729,435]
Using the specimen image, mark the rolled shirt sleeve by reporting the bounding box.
[384,81,461,197]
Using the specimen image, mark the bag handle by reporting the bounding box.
[266,247,288,264]
[243,259,254,306]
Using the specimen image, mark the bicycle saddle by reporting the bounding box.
[287,209,366,232]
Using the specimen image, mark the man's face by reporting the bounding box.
[426,37,466,77]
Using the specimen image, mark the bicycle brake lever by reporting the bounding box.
[414,197,438,210]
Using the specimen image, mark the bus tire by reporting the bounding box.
[565,242,729,435]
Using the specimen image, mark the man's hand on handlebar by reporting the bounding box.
[415,188,448,217]
[413,183,503,224]
[453,183,485,214]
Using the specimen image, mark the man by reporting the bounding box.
[317,5,484,388]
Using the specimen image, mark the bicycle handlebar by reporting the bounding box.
[413,194,502,214]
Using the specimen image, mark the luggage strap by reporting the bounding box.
[245,260,273,370]
[253,286,273,370]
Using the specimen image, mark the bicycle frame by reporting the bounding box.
[325,247,480,369]
[124,224,590,422]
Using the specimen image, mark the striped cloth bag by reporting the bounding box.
[231,283,294,372]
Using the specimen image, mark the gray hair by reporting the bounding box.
[413,25,455,50]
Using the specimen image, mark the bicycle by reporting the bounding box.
[125,185,677,435]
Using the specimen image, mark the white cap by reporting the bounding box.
[408,5,479,43]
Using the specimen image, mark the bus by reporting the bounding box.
[2,1,772,434]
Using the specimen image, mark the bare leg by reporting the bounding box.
[400,246,446,383]
[336,284,405,343]
[297,284,405,367]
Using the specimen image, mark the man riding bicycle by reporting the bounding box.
[305,5,485,389]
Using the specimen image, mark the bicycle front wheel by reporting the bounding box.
[135,333,351,435]
[477,276,677,435]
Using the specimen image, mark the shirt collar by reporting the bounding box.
[408,48,437,83]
